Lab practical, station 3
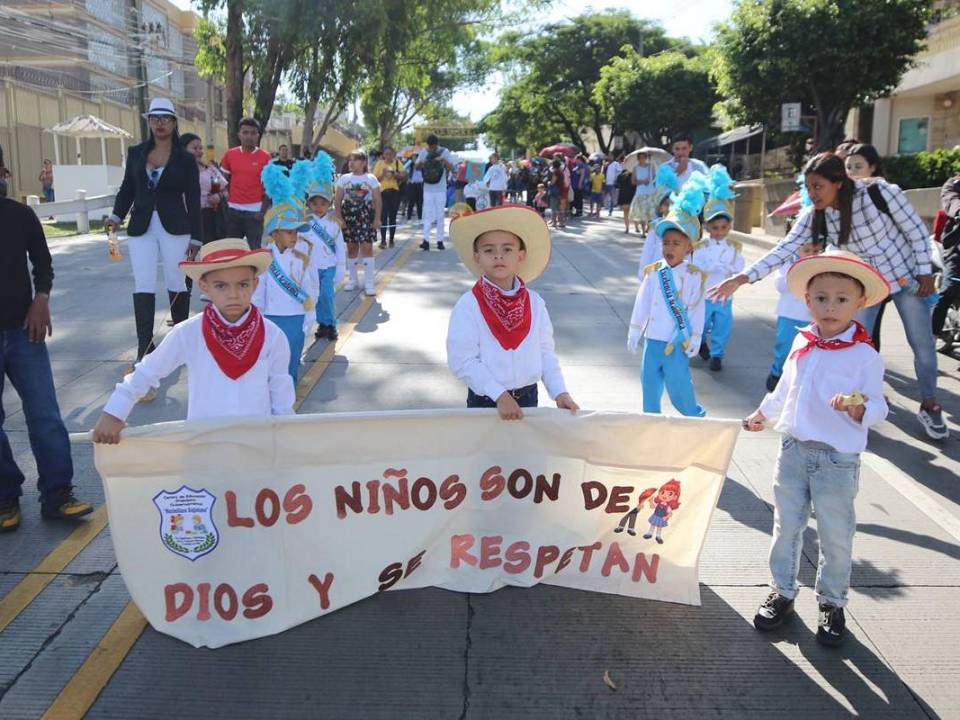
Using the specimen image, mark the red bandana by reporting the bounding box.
[472,277,532,350]
[202,304,266,380]
[790,320,873,361]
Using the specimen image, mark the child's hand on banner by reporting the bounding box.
[742,410,766,432]
[555,392,579,415]
[92,413,126,444]
[496,392,524,421]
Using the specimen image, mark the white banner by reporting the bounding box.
[94,409,740,648]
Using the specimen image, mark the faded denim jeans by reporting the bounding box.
[768,435,859,608]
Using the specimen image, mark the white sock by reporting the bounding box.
[363,257,375,289]
[348,257,359,285]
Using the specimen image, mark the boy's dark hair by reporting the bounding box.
[473,230,526,253]
[671,132,694,146]
[426,134,439,145]
[807,271,866,295]
[179,132,201,149]
[238,117,261,134]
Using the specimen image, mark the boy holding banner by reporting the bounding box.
[744,250,889,647]
[627,177,708,417]
[447,205,579,420]
[92,238,295,443]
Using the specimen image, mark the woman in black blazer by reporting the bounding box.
[107,98,201,369]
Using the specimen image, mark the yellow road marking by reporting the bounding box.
[38,238,417,718]
[0,506,108,634]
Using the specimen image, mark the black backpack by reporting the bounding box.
[421,153,445,185]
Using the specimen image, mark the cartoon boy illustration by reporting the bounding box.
[643,479,681,544]
[613,487,657,536]
[169,514,184,533]
[191,515,208,535]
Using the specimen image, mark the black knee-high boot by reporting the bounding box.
[132,293,156,361]
[168,289,190,325]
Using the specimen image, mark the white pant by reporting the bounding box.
[422,191,446,242]
[128,211,190,293]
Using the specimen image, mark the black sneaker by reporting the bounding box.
[765,373,780,392]
[917,403,949,441]
[753,591,795,631]
[816,603,846,647]
[315,324,330,340]
[0,500,21,533]
[437,241,445,250]
[709,357,722,371]
[328,327,339,341]
[40,488,94,521]
[698,342,710,360]
[420,240,430,251]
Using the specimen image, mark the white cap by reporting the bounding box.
[143,98,176,118]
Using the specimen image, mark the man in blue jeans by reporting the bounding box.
[0,196,92,532]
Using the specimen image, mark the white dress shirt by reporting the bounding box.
[666,157,709,186]
[638,232,663,274]
[446,278,567,402]
[691,236,745,289]
[773,266,811,322]
[251,240,320,318]
[629,260,706,356]
[604,161,622,185]
[103,308,295,422]
[483,163,508,191]
[758,322,888,453]
[304,213,346,274]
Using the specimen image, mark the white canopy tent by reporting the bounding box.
[45,114,133,166]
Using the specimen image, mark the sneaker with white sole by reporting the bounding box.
[364,287,376,297]
[753,591,795,631]
[816,603,846,647]
[918,403,949,440]
[344,281,357,291]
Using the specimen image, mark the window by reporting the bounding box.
[897,117,929,154]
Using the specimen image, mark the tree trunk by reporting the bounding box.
[301,99,316,154]
[224,0,244,147]
[311,78,352,149]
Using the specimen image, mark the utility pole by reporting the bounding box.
[129,0,149,140]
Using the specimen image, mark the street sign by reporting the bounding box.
[781,102,802,132]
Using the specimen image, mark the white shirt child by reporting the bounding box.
[304,212,346,278]
[691,235,746,290]
[446,277,567,402]
[252,239,321,331]
[483,163,508,192]
[774,265,812,322]
[629,259,706,357]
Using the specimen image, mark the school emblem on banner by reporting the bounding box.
[153,486,220,561]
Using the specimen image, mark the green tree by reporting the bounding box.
[713,0,930,151]
[594,49,717,147]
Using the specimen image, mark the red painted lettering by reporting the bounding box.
[196,582,211,621]
[508,468,533,498]
[440,474,466,510]
[479,535,503,569]
[404,550,426,579]
[214,583,239,620]
[411,477,437,510]
[225,491,254,528]
[632,553,660,583]
[365,480,381,514]
[601,542,631,577]
[578,542,602,572]
[581,482,606,510]
[382,477,410,515]
[254,489,280,527]
[480,466,505,501]
[308,572,335,610]
[334,481,363,518]
[242,583,273,619]
[450,534,477,568]
[378,562,403,592]
[164,583,193,623]
[534,544,560,578]
[504,541,531,574]
[556,547,576,574]
[605,486,633,514]
[283,484,312,524]
[534,473,561,504]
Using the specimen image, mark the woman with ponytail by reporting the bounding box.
[709,152,947,441]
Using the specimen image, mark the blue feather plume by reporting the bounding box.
[311,151,335,185]
[709,164,737,200]
[289,160,313,199]
[655,164,680,193]
[671,172,708,217]
[797,173,813,209]
[261,162,293,204]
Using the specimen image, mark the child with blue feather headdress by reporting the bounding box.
[690,164,745,370]
[302,151,347,341]
[638,163,683,270]
[627,175,709,417]
[252,161,319,381]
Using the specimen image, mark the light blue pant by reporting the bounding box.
[265,313,305,383]
[771,316,808,377]
[315,266,337,328]
[641,339,705,417]
[703,299,734,358]
[769,435,859,607]
[857,287,938,400]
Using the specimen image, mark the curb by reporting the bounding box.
[729,229,779,252]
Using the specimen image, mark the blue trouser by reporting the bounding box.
[703,299,734,358]
[466,384,538,408]
[641,339,705,417]
[858,286,939,400]
[769,435,859,607]
[0,328,74,504]
[315,266,337,328]
[265,314,305,383]
[771,316,808,377]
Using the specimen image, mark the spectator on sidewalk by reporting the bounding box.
[415,134,454,251]
[666,132,708,186]
[273,144,295,173]
[483,152,508,207]
[181,133,228,244]
[221,118,272,249]
[0,195,93,532]
[373,146,405,248]
[935,175,960,345]
[405,156,424,220]
[603,154,622,216]
[38,159,54,203]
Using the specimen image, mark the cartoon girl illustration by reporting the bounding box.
[614,487,657,536]
[643,479,681,544]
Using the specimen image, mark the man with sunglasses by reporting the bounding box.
[220,118,272,250]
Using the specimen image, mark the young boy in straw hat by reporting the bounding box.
[628,177,708,417]
[92,239,295,443]
[446,205,579,420]
[744,250,889,647]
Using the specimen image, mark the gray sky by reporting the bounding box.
[167,0,733,120]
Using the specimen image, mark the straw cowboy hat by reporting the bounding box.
[179,238,272,281]
[786,249,890,308]
[450,204,552,283]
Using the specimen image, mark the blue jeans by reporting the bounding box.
[0,328,74,504]
[43,186,55,203]
[264,314,305,383]
[641,339,705,417]
[771,317,808,377]
[769,436,859,607]
[703,300,733,358]
[467,384,538,408]
[315,266,337,328]
[857,286,938,400]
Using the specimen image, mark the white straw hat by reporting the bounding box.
[143,98,177,118]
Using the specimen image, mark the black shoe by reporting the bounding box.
[765,373,780,392]
[655,536,663,544]
[0,500,21,533]
[614,526,624,533]
[389,239,395,248]
[328,327,339,341]
[420,241,430,251]
[40,488,94,521]
[627,528,636,536]
[709,357,722,371]
[698,342,710,360]
[642,533,652,540]
[315,324,329,340]
[816,603,846,647]
[753,591,795,631]
[437,241,445,250]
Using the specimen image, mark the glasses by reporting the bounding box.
[148,115,175,125]
[147,168,160,191]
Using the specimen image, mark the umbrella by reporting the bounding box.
[770,190,802,217]
[589,151,605,162]
[623,147,672,172]
[539,143,579,158]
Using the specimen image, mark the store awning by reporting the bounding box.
[697,124,764,149]
[45,115,133,140]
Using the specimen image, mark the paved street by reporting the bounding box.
[1,216,959,719]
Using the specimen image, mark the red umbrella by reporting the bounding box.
[770,190,802,217]
[539,143,579,158]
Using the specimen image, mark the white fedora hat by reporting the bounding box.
[143,98,177,118]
